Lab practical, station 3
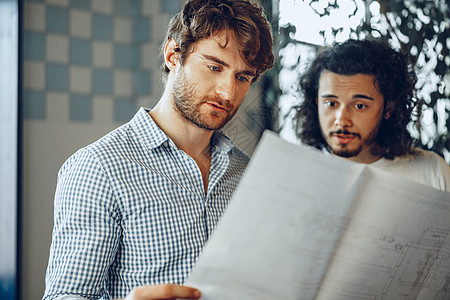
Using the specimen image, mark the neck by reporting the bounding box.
[150,89,213,158]
[152,78,214,195]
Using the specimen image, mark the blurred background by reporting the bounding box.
[0,0,448,299]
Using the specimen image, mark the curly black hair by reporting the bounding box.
[293,39,420,159]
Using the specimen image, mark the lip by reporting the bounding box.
[334,134,356,144]
[206,102,228,112]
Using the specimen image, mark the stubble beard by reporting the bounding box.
[326,122,381,158]
[172,68,236,131]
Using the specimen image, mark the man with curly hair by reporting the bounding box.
[43,0,274,299]
[293,39,449,191]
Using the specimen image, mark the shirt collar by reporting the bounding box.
[211,130,235,154]
[129,107,169,150]
[129,107,235,154]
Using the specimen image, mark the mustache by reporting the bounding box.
[330,129,361,139]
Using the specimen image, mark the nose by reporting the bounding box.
[334,107,352,128]
[215,75,236,101]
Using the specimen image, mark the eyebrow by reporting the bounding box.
[353,94,374,101]
[200,54,256,77]
[320,94,374,101]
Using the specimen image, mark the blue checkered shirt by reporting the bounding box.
[43,108,249,300]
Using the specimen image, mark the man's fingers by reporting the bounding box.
[128,284,201,299]
[149,284,201,299]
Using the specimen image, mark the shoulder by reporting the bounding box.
[58,121,136,181]
[83,107,161,161]
[85,123,131,157]
[407,148,449,171]
[231,146,250,165]
[374,148,450,192]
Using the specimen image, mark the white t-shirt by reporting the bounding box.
[371,148,450,192]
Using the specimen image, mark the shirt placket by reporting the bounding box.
[204,146,230,237]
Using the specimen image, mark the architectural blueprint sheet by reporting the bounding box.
[185,130,450,300]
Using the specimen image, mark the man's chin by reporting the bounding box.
[330,147,361,158]
[189,108,235,130]
[190,117,229,131]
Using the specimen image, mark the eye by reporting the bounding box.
[208,65,221,72]
[236,75,250,83]
[355,103,368,110]
[325,100,337,108]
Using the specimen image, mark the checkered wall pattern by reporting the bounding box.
[23,0,182,123]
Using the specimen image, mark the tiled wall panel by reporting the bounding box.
[23,0,174,123]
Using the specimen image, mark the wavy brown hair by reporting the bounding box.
[161,0,274,83]
[293,39,420,159]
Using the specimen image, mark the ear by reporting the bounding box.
[164,39,179,71]
[384,101,394,119]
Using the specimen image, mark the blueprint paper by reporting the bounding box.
[185,130,450,300]
[185,131,364,299]
[316,166,450,299]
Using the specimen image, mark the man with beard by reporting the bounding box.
[43,1,273,299]
[293,39,449,191]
